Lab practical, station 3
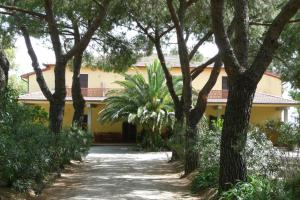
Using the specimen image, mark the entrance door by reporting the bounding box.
[122,122,137,142]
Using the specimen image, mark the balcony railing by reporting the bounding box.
[66,88,111,97]
[65,88,229,99]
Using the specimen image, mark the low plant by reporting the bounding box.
[191,166,219,193]
[284,170,300,200]
[0,87,93,193]
[264,120,300,150]
[219,176,286,200]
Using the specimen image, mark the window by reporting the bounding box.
[222,76,228,90]
[80,74,88,88]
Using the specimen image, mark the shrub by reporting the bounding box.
[0,87,93,193]
[191,123,280,194]
[264,120,300,150]
[139,130,166,151]
[219,176,286,200]
[245,127,280,177]
[284,170,300,200]
[191,166,219,193]
[0,124,93,193]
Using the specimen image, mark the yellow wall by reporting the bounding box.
[91,104,123,133]
[29,101,282,136]
[28,102,123,134]
[27,66,282,96]
[204,105,282,125]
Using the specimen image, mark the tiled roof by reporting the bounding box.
[133,55,203,68]
[20,55,280,79]
[19,89,300,106]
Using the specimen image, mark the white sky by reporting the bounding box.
[13,36,218,75]
[14,37,55,75]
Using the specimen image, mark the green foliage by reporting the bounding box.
[139,130,166,151]
[0,88,93,193]
[99,60,180,149]
[284,170,300,200]
[264,120,300,150]
[219,172,300,200]
[219,176,286,200]
[191,166,219,193]
[0,124,92,193]
[191,124,280,194]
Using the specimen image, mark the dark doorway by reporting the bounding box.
[82,114,88,131]
[80,74,88,88]
[122,122,137,142]
[222,76,229,90]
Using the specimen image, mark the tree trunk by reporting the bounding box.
[184,124,200,174]
[0,48,9,91]
[49,99,65,134]
[49,61,67,134]
[0,66,6,92]
[72,54,85,126]
[219,78,256,190]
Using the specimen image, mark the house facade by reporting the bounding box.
[19,55,299,142]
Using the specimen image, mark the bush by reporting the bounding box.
[263,120,300,150]
[191,122,280,194]
[219,176,286,200]
[284,170,300,200]
[139,130,166,151]
[0,124,93,193]
[191,166,219,193]
[0,87,93,193]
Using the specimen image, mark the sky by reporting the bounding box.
[13,36,219,75]
[14,37,55,75]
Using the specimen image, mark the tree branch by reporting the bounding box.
[159,25,175,38]
[189,56,222,127]
[134,20,155,41]
[44,0,63,59]
[19,24,53,102]
[233,0,249,68]
[188,31,213,61]
[64,0,110,60]
[249,0,300,83]
[211,0,241,76]
[154,38,182,116]
[191,54,219,80]
[0,4,46,19]
[250,18,300,26]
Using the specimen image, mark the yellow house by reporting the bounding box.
[19,55,299,143]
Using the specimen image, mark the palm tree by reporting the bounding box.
[99,60,179,148]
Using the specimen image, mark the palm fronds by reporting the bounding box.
[98,59,179,133]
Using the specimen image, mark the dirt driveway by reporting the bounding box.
[38,146,197,200]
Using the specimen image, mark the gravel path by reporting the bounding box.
[38,146,197,200]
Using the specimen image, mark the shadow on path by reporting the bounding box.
[38,146,197,200]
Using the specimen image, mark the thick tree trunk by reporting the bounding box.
[49,61,67,134]
[49,99,65,134]
[184,124,200,174]
[72,54,85,126]
[219,78,256,190]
